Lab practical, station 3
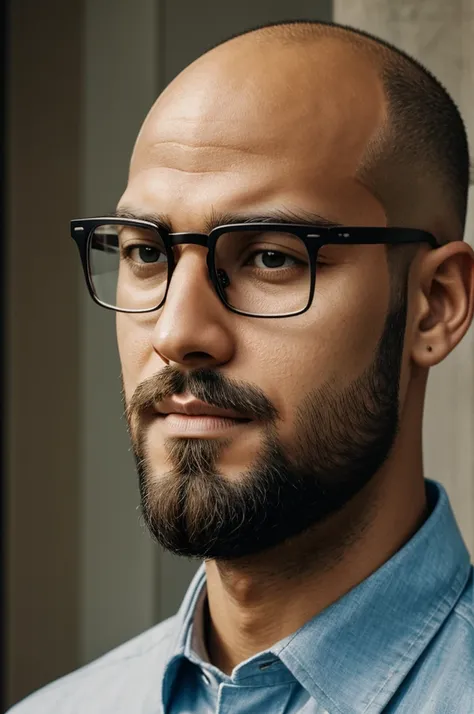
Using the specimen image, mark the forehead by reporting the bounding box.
[123,38,387,228]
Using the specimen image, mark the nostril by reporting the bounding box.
[184,352,214,362]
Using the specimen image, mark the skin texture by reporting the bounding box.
[117,33,474,675]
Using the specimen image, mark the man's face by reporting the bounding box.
[118,38,406,561]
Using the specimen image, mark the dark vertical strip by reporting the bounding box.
[157,0,168,93]
[1,0,8,708]
[5,0,82,706]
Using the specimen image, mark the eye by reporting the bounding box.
[247,250,301,270]
[127,245,166,264]
[115,224,167,267]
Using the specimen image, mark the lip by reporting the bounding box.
[159,413,253,436]
[155,396,252,421]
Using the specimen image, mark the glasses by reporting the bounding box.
[70,218,439,318]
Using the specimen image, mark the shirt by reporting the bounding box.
[8,478,474,713]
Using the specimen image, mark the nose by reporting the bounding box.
[151,246,235,370]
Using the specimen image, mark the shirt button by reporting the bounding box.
[259,660,276,671]
[201,671,212,685]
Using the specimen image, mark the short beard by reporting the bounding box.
[128,286,407,562]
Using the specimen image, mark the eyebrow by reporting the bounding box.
[112,206,342,233]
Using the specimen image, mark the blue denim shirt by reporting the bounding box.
[9,479,474,713]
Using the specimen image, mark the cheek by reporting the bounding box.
[116,314,152,402]
[243,267,390,424]
[310,259,391,383]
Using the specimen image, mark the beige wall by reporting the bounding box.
[334,0,474,556]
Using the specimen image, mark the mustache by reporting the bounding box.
[125,366,279,423]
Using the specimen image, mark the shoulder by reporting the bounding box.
[429,566,474,679]
[400,567,474,712]
[7,616,177,714]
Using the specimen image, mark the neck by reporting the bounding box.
[203,454,429,676]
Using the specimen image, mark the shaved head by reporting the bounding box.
[132,20,469,245]
[219,21,470,241]
[131,29,388,232]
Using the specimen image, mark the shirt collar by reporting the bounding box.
[162,479,472,714]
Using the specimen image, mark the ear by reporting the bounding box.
[411,241,474,368]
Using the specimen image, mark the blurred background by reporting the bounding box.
[3,0,473,709]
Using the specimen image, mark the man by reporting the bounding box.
[10,19,474,714]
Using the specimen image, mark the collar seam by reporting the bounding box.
[361,561,469,712]
[279,559,469,714]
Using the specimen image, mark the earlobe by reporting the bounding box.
[411,242,474,368]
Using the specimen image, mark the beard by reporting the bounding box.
[124,293,406,562]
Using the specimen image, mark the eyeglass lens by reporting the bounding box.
[88,224,311,315]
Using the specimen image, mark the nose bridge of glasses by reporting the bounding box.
[168,232,215,282]
[169,232,209,248]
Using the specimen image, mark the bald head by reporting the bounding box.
[130,20,469,244]
[218,21,470,240]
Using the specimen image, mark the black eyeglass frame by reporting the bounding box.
[70,217,439,318]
